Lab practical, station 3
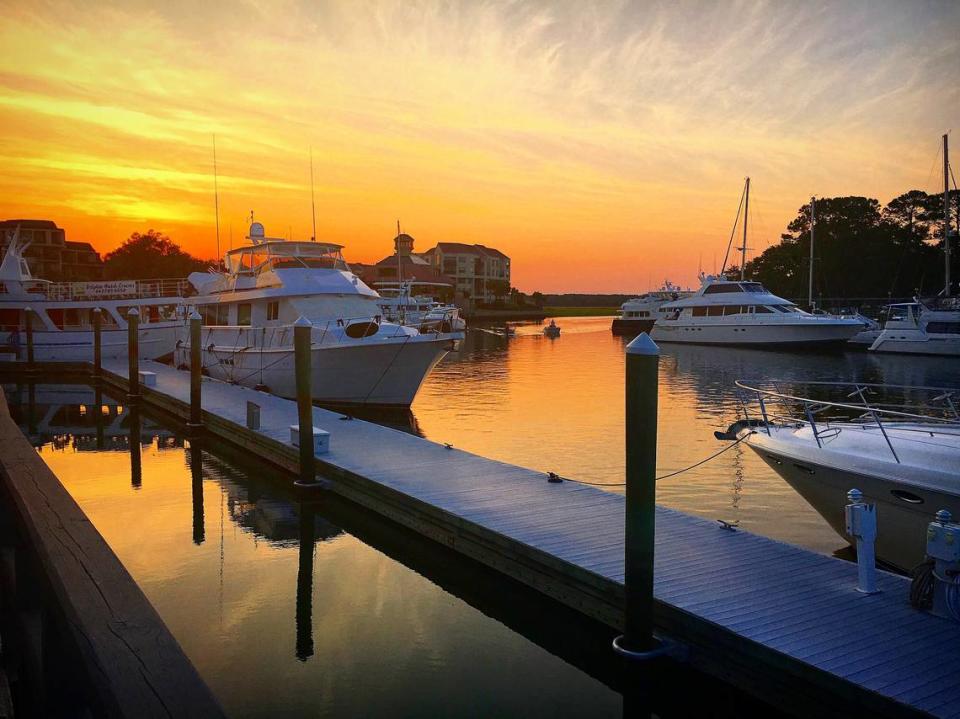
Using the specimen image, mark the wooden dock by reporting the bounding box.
[27,360,960,717]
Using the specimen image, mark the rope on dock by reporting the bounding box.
[552,432,755,487]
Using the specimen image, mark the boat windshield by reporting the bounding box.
[225,242,348,275]
[740,282,767,293]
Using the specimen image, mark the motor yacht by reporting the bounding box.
[868,299,960,356]
[611,281,689,336]
[728,380,960,572]
[175,220,462,408]
[375,282,466,333]
[649,275,862,347]
[0,226,189,362]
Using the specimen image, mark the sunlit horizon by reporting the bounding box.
[1,0,957,292]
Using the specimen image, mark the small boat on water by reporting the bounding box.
[543,320,561,338]
[728,380,960,572]
[175,219,462,408]
[611,281,689,336]
[0,225,189,362]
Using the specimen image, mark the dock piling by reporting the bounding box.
[614,333,663,659]
[189,310,202,428]
[293,317,317,488]
[127,308,140,399]
[92,308,102,379]
[24,306,35,368]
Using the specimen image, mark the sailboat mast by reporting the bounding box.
[944,133,951,297]
[310,147,317,243]
[740,177,750,281]
[808,196,816,309]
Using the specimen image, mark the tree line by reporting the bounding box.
[733,189,959,302]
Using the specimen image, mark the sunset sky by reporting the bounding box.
[1,0,957,292]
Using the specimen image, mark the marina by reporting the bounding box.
[2,317,959,716]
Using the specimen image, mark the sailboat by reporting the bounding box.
[869,134,960,356]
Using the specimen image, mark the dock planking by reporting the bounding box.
[72,360,960,717]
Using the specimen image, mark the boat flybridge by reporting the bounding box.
[727,380,960,572]
[175,220,463,407]
[0,225,189,362]
[611,281,689,336]
[649,275,862,347]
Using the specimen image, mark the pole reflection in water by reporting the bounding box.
[128,403,141,489]
[296,501,316,662]
[189,439,204,545]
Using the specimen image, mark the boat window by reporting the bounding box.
[927,322,960,334]
[692,307,707,317]
[0,308,22,331]
[237,303,252,326]
[266,301,279,321]
[702,284,742,294]
[707,306,725,316]
[89,308,118,327]
[200,304,229,326]
[638,311,649,317]
[754,306,773,313]
[768,305,788,313]
[723,305,742,316]
[740,283,766,293]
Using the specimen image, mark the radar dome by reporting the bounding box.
[249,221,265,239]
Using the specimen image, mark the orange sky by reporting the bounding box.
[1,1,957,292]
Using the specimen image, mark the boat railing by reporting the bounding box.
[41,278,192,302]
[734,380,960,464]
[194,315,419,352]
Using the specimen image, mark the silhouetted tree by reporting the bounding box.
[104,230,210,279]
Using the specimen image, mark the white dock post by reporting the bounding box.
[127,307,140,399]
[188,310,202,429]
[845,489,879,594]
[293,316,319,490]
[92,307,102,379]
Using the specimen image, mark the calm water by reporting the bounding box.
[2,381,772,718]
[3,321,955,716]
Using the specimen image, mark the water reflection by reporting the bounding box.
[296,502,315,662]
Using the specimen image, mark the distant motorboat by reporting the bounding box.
[611,280,690,336]
[868,299,960,356]
[543,320,561,338]
[730,380,960,572]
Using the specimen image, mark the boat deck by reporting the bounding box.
[85,360,960,717]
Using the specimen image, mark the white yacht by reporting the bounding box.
[730,380,960,572]
[375,282,466,333]
[868,300,960,356]
[611,281,689,336]
[649,275,862,347]
[0,226,188,362]
[175,220,462,408]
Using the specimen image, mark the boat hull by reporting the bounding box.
[650,322,858,347]
[1,325,179,362]
[611,318,655,336]
[178,335,456,407]
[869,330,960,356]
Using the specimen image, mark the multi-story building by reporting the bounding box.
[352,232,455,299]
[421,243,510,304]
[0,219,105,281]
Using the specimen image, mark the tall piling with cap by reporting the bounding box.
[127,308,140,398]
[294,317,315,487]
[189,310,202,428]
[613,332,663,659]
[92,308,102,379]
[24,307,35,368]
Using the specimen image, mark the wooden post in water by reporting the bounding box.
[295,502,316,660]
[189,310,202,428]
[294,316,316,487]
[92,308,102,379]
[190,438,204,545]
[24,307,34,368]
[614,332,663,659]
[127,308,140,399]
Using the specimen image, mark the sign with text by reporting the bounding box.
[70,281,138,299]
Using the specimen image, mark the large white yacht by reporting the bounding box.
[175,220,462,408]
[611,281,689,336]
[649,275,862,347]
[0,226,188,362]
[730,380,960,572]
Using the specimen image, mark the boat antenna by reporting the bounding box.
[740,176,750,280]
[944,133,951,297]
[213,134,221,261]
[310,147,317,242]
[719,180,747,277]
[808,196,816,309]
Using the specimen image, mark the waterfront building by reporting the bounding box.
[0,219,105,281]
[352,231,455,301]
[421,242,510,304]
